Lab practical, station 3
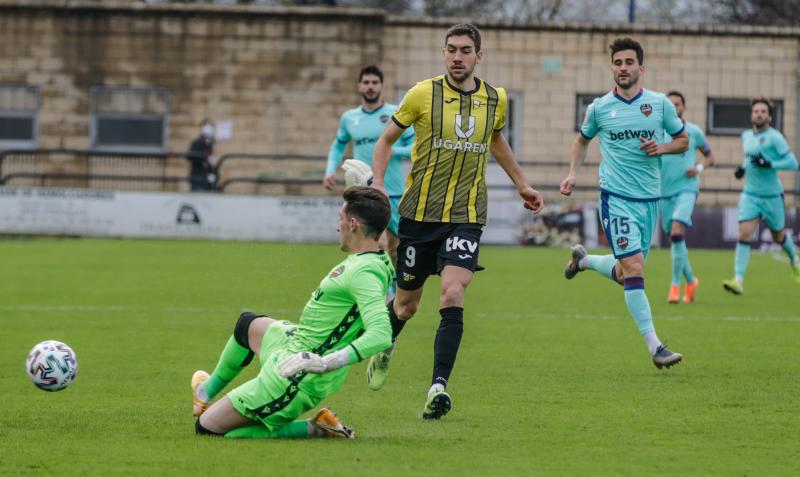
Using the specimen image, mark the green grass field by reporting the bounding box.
[1,238,798,476]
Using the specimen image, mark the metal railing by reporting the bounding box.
[0,149,190,192]
[1,149,796,205]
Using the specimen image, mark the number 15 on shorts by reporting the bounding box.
[609,217,630,235]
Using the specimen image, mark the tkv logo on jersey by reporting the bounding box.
[454,114,476,139]
[446,236,478,254]
[640,104,652,117]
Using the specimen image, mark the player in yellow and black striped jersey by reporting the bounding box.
[367,23,544,420]
[392,74,505,224]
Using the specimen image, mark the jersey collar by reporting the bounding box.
[444,75,482,95]
[613,87,644,105]
[361,102,385,114]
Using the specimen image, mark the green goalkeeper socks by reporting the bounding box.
[224,421,310,439]
[205,336,255,400]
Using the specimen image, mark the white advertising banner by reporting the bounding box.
[0,187,344,242]
[0,187,542,244]
[0,187,581,245]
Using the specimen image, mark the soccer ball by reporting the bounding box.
[342,159,373,187]
[25,340,79,392]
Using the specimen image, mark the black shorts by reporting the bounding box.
[395,217,484,291]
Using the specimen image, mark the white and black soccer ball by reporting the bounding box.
[25,340,78,392]
[342,159,373,187]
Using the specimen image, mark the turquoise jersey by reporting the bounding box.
[581,89,685,200]
[660,122,709,197]
[740,127,798,196]
[326,103,415,198]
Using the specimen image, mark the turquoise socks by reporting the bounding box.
[670,234,695,284]
[582,254,618,283]
[781,234,798,263]
[734,241,751,280]
[623,277,655,335]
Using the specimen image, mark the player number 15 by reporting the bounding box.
[610,217,630,235]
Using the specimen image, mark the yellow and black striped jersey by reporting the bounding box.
[392,75,506,224]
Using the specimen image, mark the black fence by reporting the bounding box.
[0,149,190,192]
[0,149,797,204]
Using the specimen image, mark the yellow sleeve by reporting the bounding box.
[494,87,508,131]
[392,81,427,129]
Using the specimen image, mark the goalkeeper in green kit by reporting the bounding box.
[191,186,394,439]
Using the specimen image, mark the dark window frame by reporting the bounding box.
[707,97,783,136]
[501,90,521,155]
[0,85,40,150]
[89,85,170,152]
[575,93,605,132]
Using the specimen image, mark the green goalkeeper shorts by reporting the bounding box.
[227,320,321,431]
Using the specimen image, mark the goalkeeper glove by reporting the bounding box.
[277,350,349,377]
[751,156,772,168]
[734,166,745,180]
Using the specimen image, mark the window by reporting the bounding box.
[575,93,604,131]
[0,85,39,149]
[90,86,170,152]
[501,91,521,153]
[707,98,783,135]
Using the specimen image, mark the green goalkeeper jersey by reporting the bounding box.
[279,250,394,397]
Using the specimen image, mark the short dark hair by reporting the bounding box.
[667,91,685,106]
[445,23,481,52]
[358,65,383,83]
[751,97,773,116]
[609,37,644,65]
[342,186,390,240]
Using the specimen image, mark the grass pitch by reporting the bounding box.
[1,238,798,476]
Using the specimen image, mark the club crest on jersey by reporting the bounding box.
[380,115,390,124]
[616,237,629,250]
[759,137,766,144]
[330,265,345,278]
[455,114,476,139]
[640,104,652,117]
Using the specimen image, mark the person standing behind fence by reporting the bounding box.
[186,118,217,192]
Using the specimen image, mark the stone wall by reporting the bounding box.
[0,1,797,203]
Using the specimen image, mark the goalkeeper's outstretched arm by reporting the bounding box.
[371,121,405,192]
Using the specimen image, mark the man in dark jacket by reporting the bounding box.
[187,118,216,191]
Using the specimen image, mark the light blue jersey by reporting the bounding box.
[326,103,415,198]
[740,127,798,197]
[581,89,685,200]
[660,122,709,197]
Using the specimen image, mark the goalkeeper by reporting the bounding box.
[191,186,394,439]
[323,64,415,273]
